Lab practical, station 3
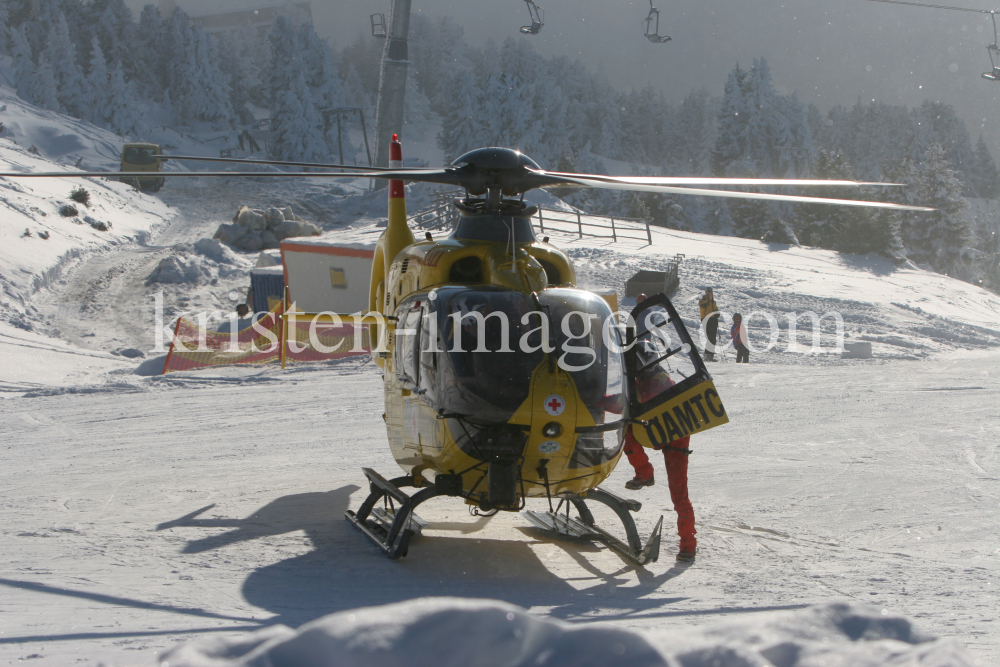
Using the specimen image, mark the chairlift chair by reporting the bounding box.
[371,13,387,39]
[983,12,1000,81]
[643,0,671,43]
[520,0,544,35]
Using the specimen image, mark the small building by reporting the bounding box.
[279,238,375,314]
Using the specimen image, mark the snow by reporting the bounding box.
[0,87,175,331]
[1,351,997,665]
[0,321,130,394]
[161,598,972,667]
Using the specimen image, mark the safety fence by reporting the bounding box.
[534,208,652,244]
[410,189,463,231]
[408,192,652,245]
[162,302,370,374]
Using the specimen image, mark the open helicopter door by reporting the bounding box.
[626,294,728,449]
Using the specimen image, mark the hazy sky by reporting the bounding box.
[130,0,1000,154]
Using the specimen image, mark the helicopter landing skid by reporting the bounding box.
[345,467,444,560]
[522,488,663,566]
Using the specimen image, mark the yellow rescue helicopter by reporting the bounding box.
[0,137,932,565]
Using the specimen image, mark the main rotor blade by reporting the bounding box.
[0,169,462,186]
[559,175,935,211]
[160,154,399,171]
[861,0,995,13]
[536,169,905,187]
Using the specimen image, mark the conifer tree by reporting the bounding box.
[44,11,86,116]
[972,135,1000,199]
[911,143,979,280]
[437,68,482,163]
[85,37,110,124]
[105,63,142,135]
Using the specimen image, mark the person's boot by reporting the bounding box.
[677,537,697,561]
[625,475,654,490]
[704,351,715,361]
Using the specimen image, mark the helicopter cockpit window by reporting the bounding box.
[395,302,422,388]
[419,287,626,466]
[431,287,542,423]
[535,289,627,469]
[452,215,536,244]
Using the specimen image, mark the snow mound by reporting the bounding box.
[215,204,321,251]
[147,239,246,285]
[159,598,971,667]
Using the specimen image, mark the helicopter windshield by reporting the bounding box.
[452,214,536,244]
[415,286,626,466]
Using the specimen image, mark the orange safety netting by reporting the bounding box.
[163,304,370,374]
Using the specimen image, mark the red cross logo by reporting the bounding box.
[544,394,565,416]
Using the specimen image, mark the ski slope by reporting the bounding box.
[0,350,996,666]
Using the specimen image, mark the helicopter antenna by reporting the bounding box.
[520,0,544,35]
[643,0,672,43]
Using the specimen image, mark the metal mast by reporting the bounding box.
[373,0,412,173]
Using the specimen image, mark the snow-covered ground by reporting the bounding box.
[1,351,997,665]
[2,94,1000,666]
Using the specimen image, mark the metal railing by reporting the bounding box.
[408,196,653,246]
[535,207,652,245]
[409,190,463,231]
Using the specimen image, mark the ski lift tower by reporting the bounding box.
[373,0,412,177]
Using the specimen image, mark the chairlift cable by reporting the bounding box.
[862,0,995,14]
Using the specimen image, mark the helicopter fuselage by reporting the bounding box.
[373,204,627,510]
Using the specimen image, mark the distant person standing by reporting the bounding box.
[698,288,719,361]
[731,312,749,363]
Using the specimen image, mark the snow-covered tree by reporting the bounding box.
[909,143,978,280]
[84,37,110,123]
[712,63,749,176]
[437,68,482,163]
[270,70,328,162]
[972,135,1000,199]
[43,11,87,116]
[104,64,142,135]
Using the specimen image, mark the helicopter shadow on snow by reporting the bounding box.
[160,485,694,628]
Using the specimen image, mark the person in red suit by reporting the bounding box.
[621,295,697,561]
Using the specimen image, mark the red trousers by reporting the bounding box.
[623,430,696,552]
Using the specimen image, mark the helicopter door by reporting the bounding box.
[625,294,728,449]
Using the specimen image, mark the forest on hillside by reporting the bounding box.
[1,0,998,289]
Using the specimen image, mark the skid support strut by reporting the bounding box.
[345,467,442,559]
[522,486,663,566]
